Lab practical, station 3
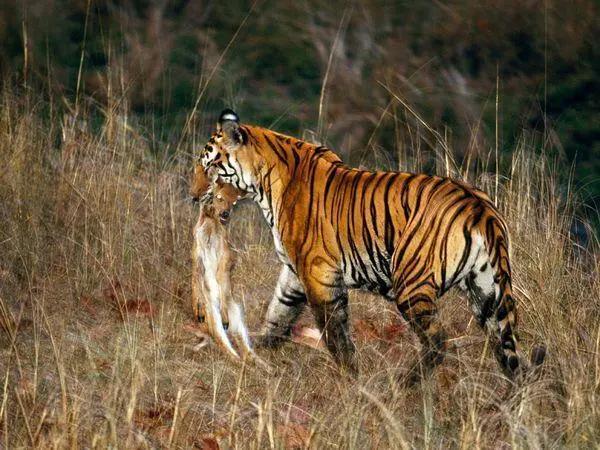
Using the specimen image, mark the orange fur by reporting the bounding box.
[199,109,545,380]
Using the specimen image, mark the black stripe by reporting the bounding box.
[264,134,289,167]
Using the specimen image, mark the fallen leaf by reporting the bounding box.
[124,298,154,318]
[353,319,381,342]
[277,423,311,449]
[382,322,407,342]
[195,436,220,450]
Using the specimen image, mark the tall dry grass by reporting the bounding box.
[0,87,599,449]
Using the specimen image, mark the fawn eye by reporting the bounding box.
[216,194,223,200]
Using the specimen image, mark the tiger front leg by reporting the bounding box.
[255,265,307,349]
[304,276,358,376]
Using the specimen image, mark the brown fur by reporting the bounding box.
[190,164,243,225]
[190,164,243,322]
[190,164,269,366]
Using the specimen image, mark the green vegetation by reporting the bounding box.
[1,1,598,202]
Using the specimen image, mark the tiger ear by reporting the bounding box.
[217,108,244,145]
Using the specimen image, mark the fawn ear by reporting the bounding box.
[217,109,244,145]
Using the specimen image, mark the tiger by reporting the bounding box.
[199,108,546,381]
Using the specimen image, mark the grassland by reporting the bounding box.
[0,89,599,449]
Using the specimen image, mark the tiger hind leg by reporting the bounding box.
[396,286,447,383]
[464,265,544,379]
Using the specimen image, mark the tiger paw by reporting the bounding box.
[253,332,289,349]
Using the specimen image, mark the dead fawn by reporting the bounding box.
[189,164,265,365]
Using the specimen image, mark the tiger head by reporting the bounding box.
[200,109,262,194]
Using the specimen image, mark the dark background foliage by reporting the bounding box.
[1,0,598,203]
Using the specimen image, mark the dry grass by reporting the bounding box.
[0,88,599,449]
